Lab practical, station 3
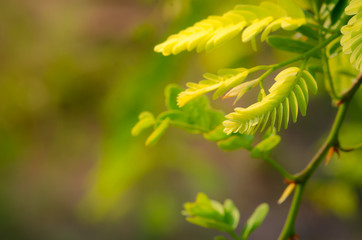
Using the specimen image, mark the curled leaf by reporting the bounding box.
[223,79,259,104]
[131,112,155,136]
[145,118,171,146]
[224,67,317,135]
[177,69,248,107]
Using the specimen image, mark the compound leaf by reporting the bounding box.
[183,193,240,233]
[178,68,248,107]
[341,0,362,72]
[224,67,317,135]
[154,1,306,56]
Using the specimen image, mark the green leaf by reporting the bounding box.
[296,25,319,40]
[186,217,233,232]
[224,68,316,135]
[241,203,269,240]
[251,135,281,158]
[131,112,155,136]
[223,199,240,229]
[279,0,305,19]
[183,193,224,221]
[145,118,170,146]
[217,135,254,151]
[164,90,225,134]
[154,2,306,56]
[267,36,317,56]
[331,0,348,25]
[345,0,362,15]
[340,2,362,72]
[183,193,241,233]
[135,84,226,146]
[289,91,299,123]
[283,97,290,129]
[182,95,224,132]
[213,70,249,100]
[294,85,307,116]
[328,39,342,57]
[165,84,183,110]
[204,125,229,142]
[176,69,249,107]
[292,0,313,10]
[301,70,318,94]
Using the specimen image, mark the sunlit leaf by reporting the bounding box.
[146,118,171,146]
[217,135,254,151]
[224,68,317,135]
[154,1,306,56]
[131,112,155,136]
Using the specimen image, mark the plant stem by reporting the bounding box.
[278,75,362,240]
[295,104,347,183]
[271,32,340,70]
[277,184,304,240]
[321,42,340,99]
[315,7,340,100]
[229,231,240,240]
[339,73,362,103]
[249,33,339,95]
[305,23,334,33]
[262,157,296,180]
[339,142,362,152]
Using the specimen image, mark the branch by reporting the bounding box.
[338,73,362,105]
[339,142,362,152]
[262,156,296,181]
[278,74,362,240]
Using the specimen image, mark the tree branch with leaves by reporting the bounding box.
[132,0,362,239]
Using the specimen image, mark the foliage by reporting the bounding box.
[133,0,362,239]
[183,193,268,240]
[341,0,362,72]
[154,1,306,55]
[223,67,317,135]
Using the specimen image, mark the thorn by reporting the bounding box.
[288,234,300,240]
[283,179,295,184]
[278,182,296,204]
[336,99,343,106]
[335,147,340,157]
[325,146,339,166]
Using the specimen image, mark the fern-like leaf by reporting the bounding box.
[177,68,249,107]
[223,67,317,135]
[154,0,306,56]
[340,0,362,72]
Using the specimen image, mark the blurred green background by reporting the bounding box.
[0,0,361,239]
